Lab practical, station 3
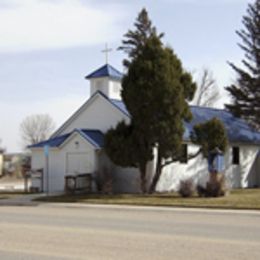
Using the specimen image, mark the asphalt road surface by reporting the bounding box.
[0,204,259,259]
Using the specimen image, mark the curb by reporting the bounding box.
[38,202,260,216]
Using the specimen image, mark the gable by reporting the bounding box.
[29,129,104,150]
[60,131,95,151]
[52,92,130,137]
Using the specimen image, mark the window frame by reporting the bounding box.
[232,146,240,165]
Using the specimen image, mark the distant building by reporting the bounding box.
[3,153,25,177]
[0,150,3,177]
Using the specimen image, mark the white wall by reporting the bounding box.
[108,80,122,100]
[97,150,140,193]
[31,138,260,194]
[155,144,209,192]
[58,95,129,136]
[154,143,260,192]
[90,78,122,100]
[31,133,98,193]
[90,78,110,97]
[239,145,259,188]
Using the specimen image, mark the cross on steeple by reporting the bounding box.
[101,43,112,64]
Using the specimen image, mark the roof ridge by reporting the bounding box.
[85,64,123,80]
[190,105,227,112]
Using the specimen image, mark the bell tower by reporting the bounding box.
[85,64,123,100]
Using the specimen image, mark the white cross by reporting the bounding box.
[101,43,112,64]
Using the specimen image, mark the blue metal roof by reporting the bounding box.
[29,129,104,149]
[28,133,70,148]
[110,99,260,145]
[110,98,129,116]
[78,129,104,148]
[85,64,123,80]
[184,106,260,144]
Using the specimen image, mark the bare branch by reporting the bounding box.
[192,68,220,107]
[161,148,202,168]
[20,114,55,148]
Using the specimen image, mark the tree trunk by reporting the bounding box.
[140,163,147,193]
[148,149,162,193]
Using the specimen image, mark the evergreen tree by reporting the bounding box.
[122,35,196,193]
[225,0,260,130]
[106,9,196,193]
[105,8,161,193]
[104,121,152,193]
[191,118,228,158]
[118,8,163,67]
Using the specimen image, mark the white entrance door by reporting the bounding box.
[66,152,93,175]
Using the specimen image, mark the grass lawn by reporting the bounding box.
[35,189,260,210]
[0,192,25,200]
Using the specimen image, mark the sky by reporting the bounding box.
[0,0,251,152]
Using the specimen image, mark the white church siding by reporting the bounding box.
[154,143,260,192]
[56,94,129,136]
[237,145,259,188]
[155,144,209,192]
[224,144,259,188]
[96,150,140,193]
[31,133,99,193]
[113,166,140,193]
[90,78,122,100]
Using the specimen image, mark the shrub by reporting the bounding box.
[206,173,226,197]
[196,184,207,197]
[95,167,113,194]
[197,173,227,197]
[178,179,195,197]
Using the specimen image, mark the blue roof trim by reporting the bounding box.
[76,129,104,148]
[28,133,70,148]
[110,98,130,117]
[29,129,104,149]
[85,64,123,80]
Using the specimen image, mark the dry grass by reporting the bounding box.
[35,189,260,210]
[0,192,25,200]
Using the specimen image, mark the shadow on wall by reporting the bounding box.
[186,155,209,187]
[156,155,209,192]
[244,149,260,188]
[113,166,140,193]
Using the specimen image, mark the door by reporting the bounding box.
[66,152,93,175]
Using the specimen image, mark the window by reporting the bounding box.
[113,82,120,93]
[232,146,240,165]
[180,144,188,164]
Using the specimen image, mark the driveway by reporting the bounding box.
[0,203,259,259]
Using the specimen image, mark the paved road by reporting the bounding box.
[0,204,259,260]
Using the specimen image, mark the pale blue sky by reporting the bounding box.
[0,0,251,152]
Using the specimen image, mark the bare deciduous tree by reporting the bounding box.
[192,68,220,107]
[20,114,55,147]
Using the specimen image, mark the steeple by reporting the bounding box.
[85,64,123,100]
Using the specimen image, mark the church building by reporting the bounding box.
[29,64,260,193]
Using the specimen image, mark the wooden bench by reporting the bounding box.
[65,173,92,194]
